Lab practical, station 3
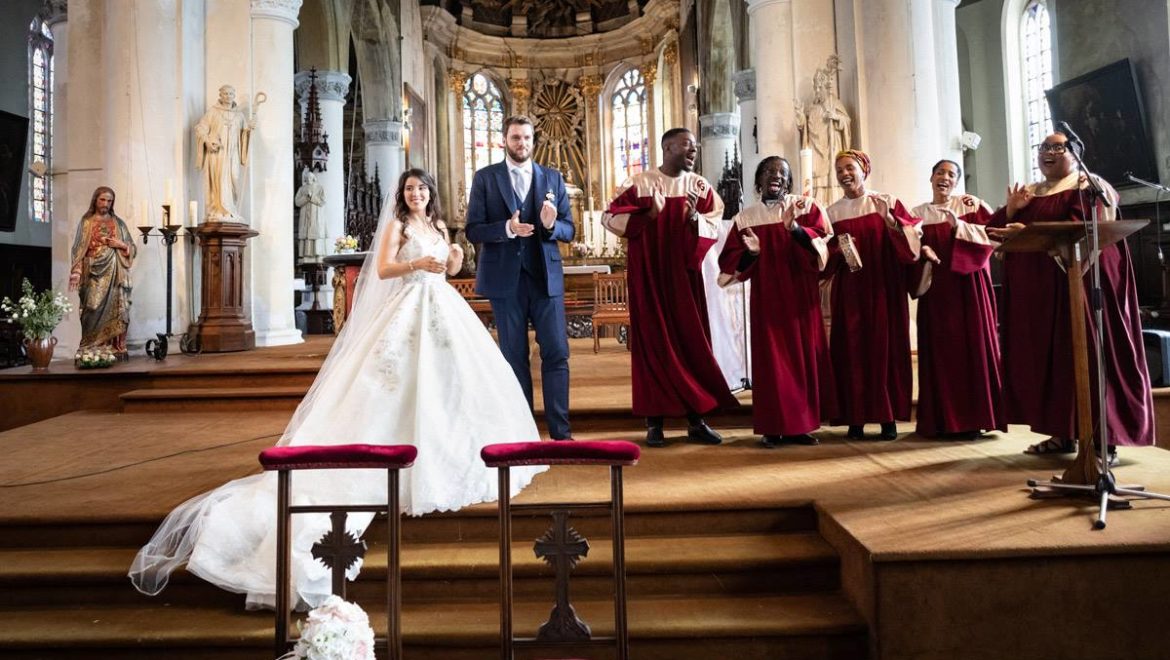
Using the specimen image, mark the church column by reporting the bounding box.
[699,113,739,196]
[846,0,945,201]
[933,0,965,184]
[734,69,760,206]
[746,0,798,165]
[294,69,350,309]
[249,0,303,346]
[642,61,659,170]
[365,119,404,206]
[445,69,469,223]
[45,0,79,354]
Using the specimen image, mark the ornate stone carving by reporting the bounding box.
[531,79,585,185]
[364,119,403,146]
[250,0,302,27]
[576,74,602,99]
[295,69,352,104]
[641,62,658,87]
[638,35,655,55]
[733,69,756,102]
[447,70,469,94]
[509,78,532,115]
[699,112,740,139]
[663,40,678,66]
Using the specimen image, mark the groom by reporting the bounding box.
[466,115,575,440]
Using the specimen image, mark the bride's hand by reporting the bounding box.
[410,256,446,273]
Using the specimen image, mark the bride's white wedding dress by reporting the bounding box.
[130,230,546,608]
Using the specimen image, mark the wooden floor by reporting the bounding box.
[1,336,1170,659]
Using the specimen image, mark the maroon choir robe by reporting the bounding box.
[603,170,740,417]
[910,195,1005,436]
[718,196,835,435]
[991,172,1154,445]
[824,192,922,426]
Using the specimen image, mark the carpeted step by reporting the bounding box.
[0,532,840,607]
[119,387,310,413]
[0,505,819,549]
[0,592,868,660]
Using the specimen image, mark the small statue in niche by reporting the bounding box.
[295,169,326,262]
[68,186,136,356]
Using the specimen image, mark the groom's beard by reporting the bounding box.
[506,145,531,164]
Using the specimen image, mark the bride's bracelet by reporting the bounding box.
[408,260,415,271]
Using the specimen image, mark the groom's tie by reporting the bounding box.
[511,168,528,206]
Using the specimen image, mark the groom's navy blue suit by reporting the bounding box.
[465,159,574,439]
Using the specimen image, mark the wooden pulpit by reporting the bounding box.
[193,221,259,352]
[998,219,1147,485]
[321,252,367,334]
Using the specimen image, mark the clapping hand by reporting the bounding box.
[921,245,941,265]
[508,210,534,237]
[447,243,464,271]
[539,200,557,229]
[684,191,700,222]
[987,222,1026,243]
[741,227,761,254]
[1004,183,1033,220]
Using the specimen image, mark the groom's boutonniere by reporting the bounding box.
[545,190,556,203]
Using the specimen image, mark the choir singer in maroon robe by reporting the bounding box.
[602,128,739,447]
[825,150,925,441]
[718,156,835,448]
[910,160,1006,439]
[987,131,1154,464]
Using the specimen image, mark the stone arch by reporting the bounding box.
[350,0,401,122]
[294,0,348,71]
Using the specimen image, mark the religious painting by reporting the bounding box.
[1046,59,1159,187]
[0,111,29,232]
[404,83,428,171]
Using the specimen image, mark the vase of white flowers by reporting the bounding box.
[334,235,359,254]
[277,595,376,660]
[1,279,72,371]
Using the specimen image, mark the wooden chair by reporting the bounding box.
[259,443,418,660]
[591,271,630,353]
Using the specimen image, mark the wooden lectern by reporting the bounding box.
[998,220,1147,485]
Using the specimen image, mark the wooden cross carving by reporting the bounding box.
[311,511,367,598]
[534,510,592,641]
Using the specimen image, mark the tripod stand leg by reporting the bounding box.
[1115,486,1170,502]
[1094,488,1110,529]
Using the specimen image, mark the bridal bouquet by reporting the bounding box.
[278,595,376,660]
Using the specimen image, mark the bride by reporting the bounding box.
[130,168,546,609]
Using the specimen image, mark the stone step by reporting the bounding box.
[0,532,840,607]
[0,592,868,660]
[119,387,310,412]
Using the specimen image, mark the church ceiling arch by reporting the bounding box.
[422,0,651,38]
[295,0,349,71]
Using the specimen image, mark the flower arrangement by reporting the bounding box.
[571,241,591,258]
[75,349,118,369]
[334,235,359,253]
[278,595,376,660]
[0,278,72,341]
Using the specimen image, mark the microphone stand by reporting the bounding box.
[1125,173,1169,321]
[1028,147,1170,528]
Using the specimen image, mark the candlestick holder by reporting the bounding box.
[139,204,187,360]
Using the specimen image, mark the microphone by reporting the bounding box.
[1057,121,1084,148]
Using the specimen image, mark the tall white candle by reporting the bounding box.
[164,179,173,205]
[139,201,150,227]
[189,200,199,227]
[799,148,814,197]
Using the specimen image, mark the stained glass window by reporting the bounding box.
[28,16,53,223]
[610,68,648,193]
[1021,0,1053,182]
[462,72,506,194]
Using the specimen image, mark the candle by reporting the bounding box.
[799,147,814,197]
[189,200,199,227]
[139,201,150,227]
[164,178,173,205]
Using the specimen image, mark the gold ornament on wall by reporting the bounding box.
[447,70,470,94]
[531,78,586,186]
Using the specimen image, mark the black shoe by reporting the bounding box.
[951,430,981,440]
[687,419,723,445]
[760,435,782,449]
[1108,446,1119,467]
[784,433,820,446]
[645,426,666,448]
[879,422,898,441]
[551,436,574,442]
[845,425,864,439]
